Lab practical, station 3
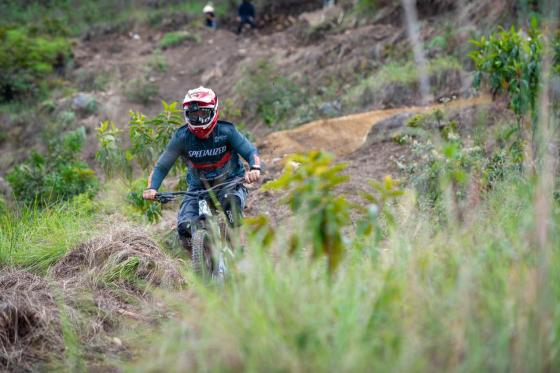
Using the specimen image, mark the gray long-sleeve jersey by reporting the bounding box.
[149,121,258,190]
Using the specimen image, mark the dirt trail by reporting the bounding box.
[246,95,492,222]
[259,95,491,159]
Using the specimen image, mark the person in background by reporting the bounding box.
[237,0,256,34]
[203,3,217,29]
[323,0,335,8]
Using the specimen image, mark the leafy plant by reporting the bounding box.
[0,27,71,102]
[6,127,98,206]
[56,110,77,127]
[358,175,404,237]
[128,100,185,172]
[126,178,162,223]
[95,120,131,178]
[264,152,350,273]
[469,21,544,117]
[95,102,186,222]
[400,110,525,223]
[264,152,405,273]
[235,59,304,127]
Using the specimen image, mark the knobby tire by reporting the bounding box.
[192,229,212,278]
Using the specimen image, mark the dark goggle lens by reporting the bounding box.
[186,108,213,125]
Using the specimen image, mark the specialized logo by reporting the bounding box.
[188,146,227,158]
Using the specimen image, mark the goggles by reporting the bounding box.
[185,103,214,126]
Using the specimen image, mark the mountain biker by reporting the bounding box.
[142,86,261,251]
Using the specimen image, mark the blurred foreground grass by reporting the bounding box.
[131,172,559,372]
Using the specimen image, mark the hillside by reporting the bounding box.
[1,0,559,372]
[0,0,515,173]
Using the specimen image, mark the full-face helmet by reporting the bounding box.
[183,86,219,139]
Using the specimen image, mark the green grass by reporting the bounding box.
[147,52,168,74]
[0,194,97,273]
[125,77,159,105]
[343,56,463,105]
[159,31,200,49]
[0,0,226,37]
[130,172,560,372]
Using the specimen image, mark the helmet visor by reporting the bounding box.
[185,107,214,126]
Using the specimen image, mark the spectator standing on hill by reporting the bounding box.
[203,3,217,29]
[237,0,256,34]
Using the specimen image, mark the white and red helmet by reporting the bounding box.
[183,86,219,139]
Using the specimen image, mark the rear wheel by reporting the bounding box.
[192,229,213,278]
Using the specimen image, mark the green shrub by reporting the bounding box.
[56,110,77,127]
[0,27,71,102]
[236,59,304,127]
[95,120,132,179]
[74,68,111,92]
[400,110,523,221]
[264,151,402,273]
[159,31,200,49]
[126,177,162,223]
[97,101,185,177]
[95,102,186,222]
[148,52,168,73]
[469,19,560,117]
[125,77,159,105]
[355,0,378,13]
[128,100,185,171]
[6,127,98,206]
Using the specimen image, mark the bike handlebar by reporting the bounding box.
[154,178,246,204]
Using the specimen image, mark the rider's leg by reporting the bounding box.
[221,184,247,226]
[177,195,199,253]
[222,194,243,227]
[219,185,248,250]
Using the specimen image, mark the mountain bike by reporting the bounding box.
[155,178,245,282]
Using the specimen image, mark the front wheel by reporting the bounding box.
[192,229,213,278]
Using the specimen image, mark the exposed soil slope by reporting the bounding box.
[247,95,492,221]
[260,96,491,158]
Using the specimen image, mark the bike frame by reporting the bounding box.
[155,178,245,281]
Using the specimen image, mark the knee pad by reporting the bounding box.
[177,221,193,239]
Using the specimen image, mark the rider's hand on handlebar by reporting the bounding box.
[244,169,260,184]
[143,188,157,200]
